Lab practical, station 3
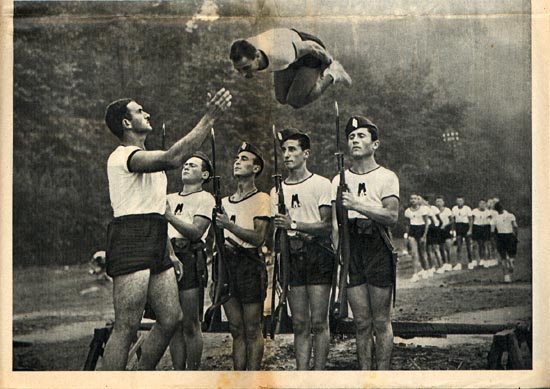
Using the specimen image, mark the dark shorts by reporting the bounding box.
[288,237,334,287]
[290,29,327,69]
[348,219,394,288]
[172,239,208,291]
[106,213,172,278]
[438,225,452,243]
[427,226,440,245]
[455,222,470,237]
[496,233,518,258]
[226,246,267,304]
[473,225,491,241]
[409,225,425,241]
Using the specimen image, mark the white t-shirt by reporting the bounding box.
[222,191,271,248]
[248,28,301,72]
[491,211,517,234]
[270,173,332,223]
[404,206,428,226]
[331,166,399,220]
[472,208,491,226]
[107,145,167,218]
[452,205,473,224]
[167,190,215,242]
[428,205,441,227]
[438,207,453,228]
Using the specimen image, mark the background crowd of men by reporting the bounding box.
[403,194,519,283]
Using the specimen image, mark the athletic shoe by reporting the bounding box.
[426,268,434,278]
[420,269,429,279]
[435,267,445,274]
[488,259,498,267]
[479,259,486,267]
[325,60,352,86]
[444,263,453,272]
[453,263,462,271]
[472,260,478,267]
[504,274,512,283]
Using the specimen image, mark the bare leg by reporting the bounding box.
[101,270,149,370]
[408,238,422,273]
[347,283,374,369]
[223,297,246,370]
[465,236,473,262]
[456,237,464,265]
[367,284,393,370]
[307,284,331,370]
[242,302,264,370]
[417,239,429,270]
[137,268,182,370]
[288,286,311,370]
[170,288,203,370]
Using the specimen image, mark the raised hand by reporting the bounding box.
[206,88,232,120]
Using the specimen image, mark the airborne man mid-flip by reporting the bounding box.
[230,28,352,109]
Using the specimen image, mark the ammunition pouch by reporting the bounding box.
[171,238,208,288]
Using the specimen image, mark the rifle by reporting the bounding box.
[161,123,166,150]
[331,101,351,320]
[270,125,292,339]
[203,128,231,331]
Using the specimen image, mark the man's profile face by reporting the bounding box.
[233,151,259,177]
[181,157,208,184]
[125,101,152,132]
[348,128,379,158]
[282,139,309,171]
[233,54,260,78]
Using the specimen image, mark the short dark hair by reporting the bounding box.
[105,98,132,140]
[230,40,257,62]
[284,133,311,151]
[435,195,445,201]
[494,201,503,213]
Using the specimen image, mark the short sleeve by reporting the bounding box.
[466,207,473,217]
[510,213,517,223]
[404,209,411,219]
[269,187,278,216]
[195,192,216,220]
[254,193,272,219]
[381,171,400,201]
[330,175,339,202]
[109,145,141,174]
[317,176,333,207]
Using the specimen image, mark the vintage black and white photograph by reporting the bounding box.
[4,0,548,384]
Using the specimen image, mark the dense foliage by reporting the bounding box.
[13,2,531,265]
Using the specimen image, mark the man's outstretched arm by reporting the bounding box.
[130,88,232,173]
[293,40,333,65]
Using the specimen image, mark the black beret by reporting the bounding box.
[237,142,264,174]
[188,151,213,181]
[276,128,311,148]
[345,115,379,139]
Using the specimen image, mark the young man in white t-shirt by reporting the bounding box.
[331,116,399,370]
[451,196,474,270]
[434,196,453,272]
[490,201,519,283]
[271,128,333,370]
[165,153,216,370]
[230,29,351,109]
[472,199,492,267]
[101,89,231,370]
[404,194,429,281]
[214,143,270,370]
[486,198,499,266]
[423,197,444,274]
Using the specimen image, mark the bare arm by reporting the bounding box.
[331,201,339,250]
[421,215,429,240]
[341,192,399,227]
[273,205,331,238]
[166,208,211,242]
[216,210,270,247]
[293,40,333,65]
[129,88,232,173]
[468,215,474,235]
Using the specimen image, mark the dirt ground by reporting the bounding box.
[13,229,532,371]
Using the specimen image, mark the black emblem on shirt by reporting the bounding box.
[230,215,236,223]
[358,183,367,196]
[174,203,184,214]
[291,194,301,208]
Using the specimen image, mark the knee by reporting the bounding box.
[372,318,392,335]
[354,317,373,335]
[182,318,199,337]
[244,322,261,340]
[113,320,140,338]
[228,323,245,340]
[292,318,311,336]
[159,309,183,333]
[311,318,328,336]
